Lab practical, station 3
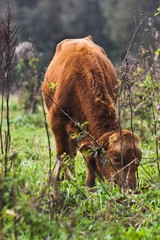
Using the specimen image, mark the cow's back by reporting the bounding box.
[42,37,118,136]
[42,37,118,108]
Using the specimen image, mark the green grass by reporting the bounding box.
[0,96,160,240]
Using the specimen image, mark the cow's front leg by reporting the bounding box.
[85,157,97,188]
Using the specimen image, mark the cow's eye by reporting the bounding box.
[111,156,121,166]
[113,157,120,163]
[109,151,120,163]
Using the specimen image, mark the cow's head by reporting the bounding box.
[97,130,142,189]
[81,130,142,189]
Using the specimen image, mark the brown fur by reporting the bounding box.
[42,36,142,190]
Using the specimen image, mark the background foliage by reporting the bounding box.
[0,0,159,67]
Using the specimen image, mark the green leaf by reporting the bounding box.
[145,74,152,86]
[154,7,160,16]
[48,82,58,92]
[155,48,160,55]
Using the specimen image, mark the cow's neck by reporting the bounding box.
[77,73,119,140]
[83,97,119,139]
[88,111,119,139]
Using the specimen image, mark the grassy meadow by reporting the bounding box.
[0,4,160,239]
[0,95,160,239]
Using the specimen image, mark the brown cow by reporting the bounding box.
[42,36,141,192]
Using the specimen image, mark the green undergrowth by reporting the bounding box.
[0,96,160,240]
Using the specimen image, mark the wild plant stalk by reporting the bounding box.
[145,17,160,174]
[31,45,52,176]
[0,7,18,176]
[152,105,160,174]
[40,93,57,220]
[120,15,160,182]
[34,63,56,219]
[138,17,160,174]
[0,20,5,156]
[118,16,152,187]
[29,46,55,219]
[117,79,126,188]
[149,73,160,174]
[0,75,4,156]
[40,93,52,184]
[0,6,18,239]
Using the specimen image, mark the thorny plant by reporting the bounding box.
[118,15,160,175]
[0,7,18,175]
[0,6,18,240]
